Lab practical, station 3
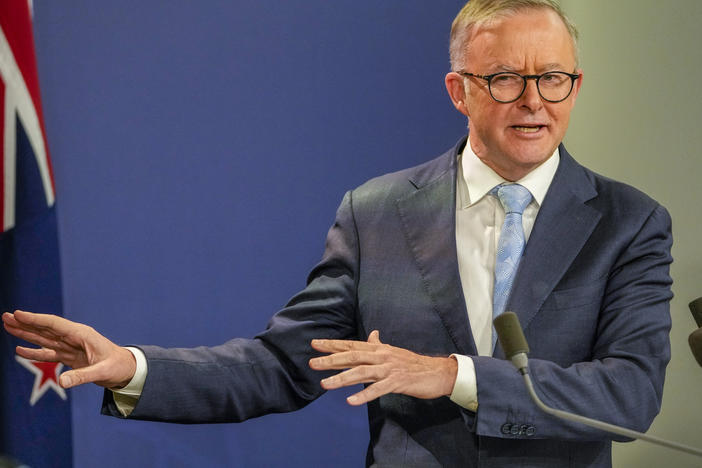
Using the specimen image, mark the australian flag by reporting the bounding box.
[0,1,72,467]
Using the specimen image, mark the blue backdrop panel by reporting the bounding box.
[32,1,467,466]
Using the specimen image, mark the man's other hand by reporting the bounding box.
[309,330,458,406]
[2,310,136,389]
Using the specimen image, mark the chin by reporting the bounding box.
[505,150,552,167]
[512,140,558,160]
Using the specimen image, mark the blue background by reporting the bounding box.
[32,1,466,466]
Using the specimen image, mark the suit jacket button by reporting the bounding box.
[501,423,512,435]
[510,425,520,435]
[519,424,529,435]
[526,425,536,436]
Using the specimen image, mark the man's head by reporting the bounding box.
[445,0,583,181]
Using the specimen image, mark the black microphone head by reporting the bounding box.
[494,311,529,359]
[689,329,702,367]
[689,297,702,328]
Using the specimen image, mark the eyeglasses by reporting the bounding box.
[457,71,580,103]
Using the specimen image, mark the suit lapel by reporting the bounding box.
[497,147,601,357]
[396,141,477,356]
[394,142,600,358]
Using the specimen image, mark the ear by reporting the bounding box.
[570,69,584,103]
[445,72,470,117]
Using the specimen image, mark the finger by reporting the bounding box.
[4,312,67,342]
[13,310,80,337]
[367,330,381,344]
[4,322,55,346]
[320,364,385,390]
[10,312,99,354]
[309,349,385,371]
[346,379,395,406]
[59,364,107,388]
[16,345,81,365]
[61,351,135,389]
[310,338,377,353]
[2,312,22,330]
[4,324,74,352]
[15,346,62,362]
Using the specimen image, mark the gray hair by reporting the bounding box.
[449,0,579,71]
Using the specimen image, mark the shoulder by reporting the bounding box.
[348,137,464,209]
[554,149,671,238]
[561,147,667,221]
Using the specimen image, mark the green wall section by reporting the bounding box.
[560,1,702,466]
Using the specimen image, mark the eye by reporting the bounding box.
[491,73,521,86]
[540,73,567,86]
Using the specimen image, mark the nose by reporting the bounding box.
[518,78,543,112]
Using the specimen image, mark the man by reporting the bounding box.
[3,1,672,466]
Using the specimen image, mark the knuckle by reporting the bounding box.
[357,365,371,379]
[79,325,97,338]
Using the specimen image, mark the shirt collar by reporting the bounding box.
[456,136,560,209]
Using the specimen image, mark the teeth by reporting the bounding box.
[514,126,540,133]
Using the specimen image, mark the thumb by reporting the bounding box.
[59,366,100,389]
[367,330,381,344]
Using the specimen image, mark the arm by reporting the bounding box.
[310,201,672,441]
[472,204,673,440]
[103,190,364,423]
[4,191,361,422]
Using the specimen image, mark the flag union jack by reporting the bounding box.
[0,4,55,232]
[0,1,72,466]
[0,0,61,405]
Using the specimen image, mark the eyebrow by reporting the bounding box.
[538,63,567,72]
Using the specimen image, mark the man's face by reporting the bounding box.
[449,9,582,180]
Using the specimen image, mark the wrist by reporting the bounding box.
[441,356,459,396]
[113,346,137,389]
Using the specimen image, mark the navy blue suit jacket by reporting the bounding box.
[104,137,673,467]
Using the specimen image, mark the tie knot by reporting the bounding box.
[493,184,532,214]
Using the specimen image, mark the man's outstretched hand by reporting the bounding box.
[2,310,136,389]
[309,330,458,406]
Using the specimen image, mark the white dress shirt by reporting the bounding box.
[113,137,560,416]
[449,138,559,411]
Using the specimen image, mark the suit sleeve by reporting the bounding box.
[471,204,673,441]
[102,191,361,423]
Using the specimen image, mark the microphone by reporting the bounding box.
[494,312,702,457]
[688,297,702,366]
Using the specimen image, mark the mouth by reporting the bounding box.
[511,125,546,133]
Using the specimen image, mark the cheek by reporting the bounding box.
[472,101,504,126]
[551,99,576,124]
[550,106,573,135]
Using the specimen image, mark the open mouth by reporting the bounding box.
[512,125,545,133]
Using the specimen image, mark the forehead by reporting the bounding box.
[466,9,576,72]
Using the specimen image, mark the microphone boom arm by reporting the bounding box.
[494,311,702,458]
[519,364,702,457]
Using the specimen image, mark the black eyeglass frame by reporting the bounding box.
[457,71,581,103]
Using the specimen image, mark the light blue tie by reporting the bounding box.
[492,183,532,350]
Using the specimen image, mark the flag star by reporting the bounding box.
[16,356,67,406]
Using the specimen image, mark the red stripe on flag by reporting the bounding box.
[0,0,55,194]
[0,77,4,228]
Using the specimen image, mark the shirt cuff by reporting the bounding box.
[110,346,147,416]
[449,354,478,412]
